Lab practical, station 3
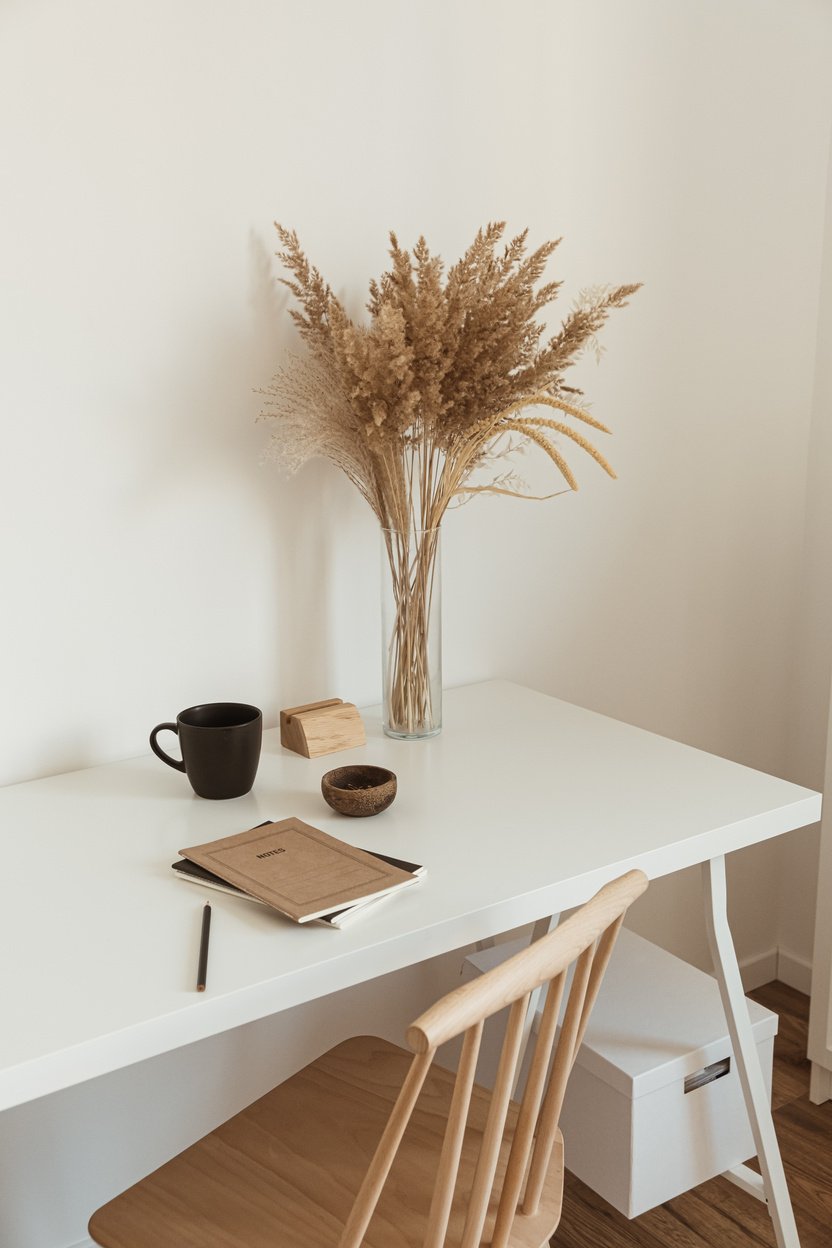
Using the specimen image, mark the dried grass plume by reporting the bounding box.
[259,223,641,531]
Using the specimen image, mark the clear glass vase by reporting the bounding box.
[380,526,442,739]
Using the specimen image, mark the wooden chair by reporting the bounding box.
[89,868,648,1248]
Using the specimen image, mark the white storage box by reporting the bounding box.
[462,927,777,1217]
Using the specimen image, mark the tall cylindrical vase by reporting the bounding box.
[380,526,442,739]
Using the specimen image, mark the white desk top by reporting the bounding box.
[0,681,820,1113]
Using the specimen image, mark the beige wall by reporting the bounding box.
[1,4,832,1241]
[2,0,830,964]
[787,124,832,984]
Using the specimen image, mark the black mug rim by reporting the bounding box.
[178,703,262,730]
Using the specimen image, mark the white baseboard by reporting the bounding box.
[810,1061,832,1105]
[739,948,779,992]
[738,946,812,995]
[776,947,813,995]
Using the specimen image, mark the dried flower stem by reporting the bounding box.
[383,525,441,734]
[260,225,640,733]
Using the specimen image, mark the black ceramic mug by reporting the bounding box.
[149,703,262,799]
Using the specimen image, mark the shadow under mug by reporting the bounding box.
[150,703,263,799]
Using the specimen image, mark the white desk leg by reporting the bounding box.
[703,856,800,1248]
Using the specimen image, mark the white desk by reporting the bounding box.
[1,681,821,1246]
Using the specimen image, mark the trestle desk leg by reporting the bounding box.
[703,856,800,1248]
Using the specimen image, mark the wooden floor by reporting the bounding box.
[556,982,832,1247]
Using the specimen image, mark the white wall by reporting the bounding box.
[798,126,832,1075]
[782,123,832,981]
[2,2,832,1243]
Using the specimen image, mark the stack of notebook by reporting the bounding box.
[172,816,425,928]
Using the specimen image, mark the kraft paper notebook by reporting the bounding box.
[178,817,415,924]
[171,846,425,928]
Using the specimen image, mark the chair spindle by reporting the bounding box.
[490,969,567,1248]
[337,1048,434,1248]
[522,942,596,1215]
[459,993,531,1248]
[422,1021,484,1248]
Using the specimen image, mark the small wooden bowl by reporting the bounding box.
[321,765,397,817]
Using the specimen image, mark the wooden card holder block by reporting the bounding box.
[279,699,366,758]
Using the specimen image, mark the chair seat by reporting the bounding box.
[89,1034,564,1248]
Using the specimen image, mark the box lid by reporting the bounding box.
[467,927,778,1099]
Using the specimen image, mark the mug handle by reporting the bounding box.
[149,723,186,772]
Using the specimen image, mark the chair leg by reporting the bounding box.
[703,856,800,1248]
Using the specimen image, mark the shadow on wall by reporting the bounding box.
[270,459,336,708]
[248,229,350,715]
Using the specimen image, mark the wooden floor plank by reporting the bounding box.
[749,981,812,1108]
[554,981,828,1248]
[767,1100,832,1224]
[558,1175,708,1248]
[749,982,809,1025]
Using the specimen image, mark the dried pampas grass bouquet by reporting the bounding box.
[260,223,640,738]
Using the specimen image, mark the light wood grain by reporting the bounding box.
[337,1047,434,1248]
[493,971,567,1246]
[461,994,531,1248]
[406,870,648,1053]
[89,869,646,1248]
[280,699,366,757]
[422,1022,483,1248]
[89,1035,563,1248]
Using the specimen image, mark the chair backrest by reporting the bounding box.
[337,868,648,1248]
